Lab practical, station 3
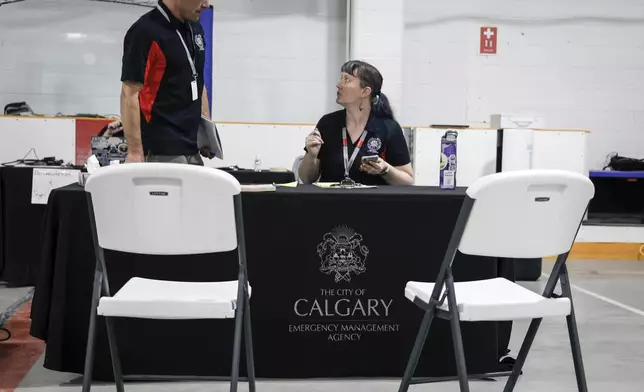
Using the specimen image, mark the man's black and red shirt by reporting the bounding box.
[121,0,206,155]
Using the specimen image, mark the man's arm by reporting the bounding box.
[121,81,144,162]
[201,87,210,119]
[120,21,152,163]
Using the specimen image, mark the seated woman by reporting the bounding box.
[298,60,414,186]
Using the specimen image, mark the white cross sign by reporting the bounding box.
[480,26,498,55]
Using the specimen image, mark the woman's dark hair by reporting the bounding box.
[340,60,395,120]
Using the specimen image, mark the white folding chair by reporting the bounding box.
[81,163,255,392]
[399,170,594,392]
[292,155,304,183]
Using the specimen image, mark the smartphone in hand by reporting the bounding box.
[361,155,379,163]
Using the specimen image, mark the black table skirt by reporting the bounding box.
[0,166,294,286]
[0,167,4,278]
[0,166,51,286]
[31,184,510,380]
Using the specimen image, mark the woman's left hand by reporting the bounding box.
[360,157,390,175]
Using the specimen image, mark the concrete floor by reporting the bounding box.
[6,259,644,391]
[0,284,32,323]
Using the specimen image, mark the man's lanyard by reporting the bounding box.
[342,127,368,179]
[156,5,197,80]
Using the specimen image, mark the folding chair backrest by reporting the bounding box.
[458,170,595,259]
[292,155,304,183]
[85,163,242,255]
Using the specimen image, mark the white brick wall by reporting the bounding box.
[350,0,404,120]
[212,0,346,124]
[0,0,144,117]
[403,0,644,169]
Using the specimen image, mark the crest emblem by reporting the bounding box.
[195,34,205,51]
[366,137,382,154]
[317,226,368,283]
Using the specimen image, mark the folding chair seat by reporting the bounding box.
[398,169,595,392]
[405,278,571,322]
[97,278,246,320]
[82,163,255,392]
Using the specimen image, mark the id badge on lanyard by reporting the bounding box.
[157,5,199,101]
[342,127,368,179]
[190,80,198,101]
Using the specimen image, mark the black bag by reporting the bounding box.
[4,101,34,116]
[604,153,644,171]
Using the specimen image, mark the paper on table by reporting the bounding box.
[274,181,298,187]
[32,168,80,204]
[313,182,378,189]
[86,154,100,173]
[197,116,224,159]
[313,182,339,188]
[241,184,276,192]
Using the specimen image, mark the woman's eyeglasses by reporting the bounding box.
[339,74,353,85]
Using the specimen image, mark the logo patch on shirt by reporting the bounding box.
[195,34,205,51]
[366,137,382,154]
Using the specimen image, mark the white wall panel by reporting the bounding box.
[412,128,497,187]
[532,131,588,174]
[0,117,76,164]
[203,123,313,172]
[212,0,346,124]
[412,127,588,186]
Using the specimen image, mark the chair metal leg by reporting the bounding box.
[230,282,246,392]
[559,266,589,392]
[398,307,436,392]
[82,270,102,392]
[502,318,543,392]
[105,317,125,392]
[243,287,256,392]
[503,254,569,392]
[445,272,470,392]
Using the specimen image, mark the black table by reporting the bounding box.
[31,184,510,380]
[586,170,644,225]
[0,166,294,286]
[216,168,295,185]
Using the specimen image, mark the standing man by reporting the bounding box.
[121,0,212,165]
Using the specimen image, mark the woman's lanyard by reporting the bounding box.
[342,127,367,179]
[156,5,199,101]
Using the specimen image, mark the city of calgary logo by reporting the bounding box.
[317,225,368,283]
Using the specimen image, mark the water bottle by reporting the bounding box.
[439,130,458,190]
[254,154,262,172]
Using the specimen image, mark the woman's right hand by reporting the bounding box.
[305,129,324,158]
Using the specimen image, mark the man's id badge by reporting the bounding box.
[191,80,198,101]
